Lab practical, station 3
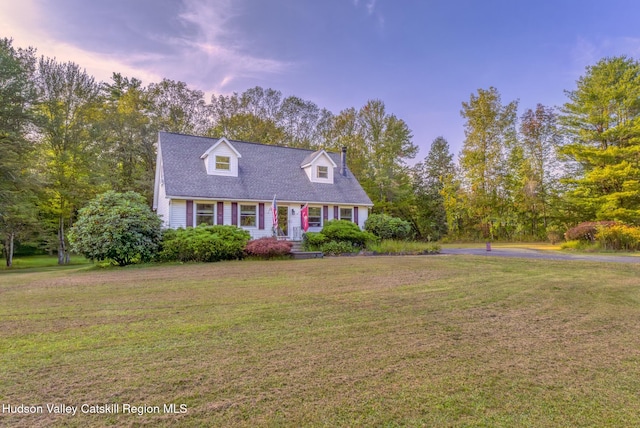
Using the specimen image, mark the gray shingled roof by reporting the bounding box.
[159,132,373,205]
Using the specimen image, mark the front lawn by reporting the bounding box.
[1,256,640,427]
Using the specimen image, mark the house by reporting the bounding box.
[153,132,374,240]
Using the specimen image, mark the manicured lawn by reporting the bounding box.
[2,256,640,427]
[0,255,91,271]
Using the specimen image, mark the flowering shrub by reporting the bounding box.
[564,221,618,242]
[244,237,293,258]
[595,224,640,251]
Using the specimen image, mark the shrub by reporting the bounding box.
[365,213,413,240]
[245,237,293,258]
[546,225,564,244]
[595,224,640,251]
[320,241,358,256]
[302,232,328,250]
[321,220,377,248]
[68,191,162,266]
[159,225,250,263]
[560,240,599,251]
[564,221,618,242]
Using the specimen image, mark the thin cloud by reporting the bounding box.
[173,0,292,90]
[0,0,292,93]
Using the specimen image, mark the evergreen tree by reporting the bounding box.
[560,56,640,224]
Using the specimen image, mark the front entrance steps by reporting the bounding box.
[290,240,323,259]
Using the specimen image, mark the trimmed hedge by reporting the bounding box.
[302,232,328,250]
[365,213,413,240]
[245,237,293,258]
[320,241,358,256]
[321,220,377,248]
[159,225,250,262]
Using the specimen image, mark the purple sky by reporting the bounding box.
[2,0,640,161]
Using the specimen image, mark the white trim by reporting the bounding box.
[164,195,373,207]
[300,150,338,168]
[200,137,242,159]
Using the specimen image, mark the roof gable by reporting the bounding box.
[200,137,242,159]
[300,150,338,168]
[156,132,373,206]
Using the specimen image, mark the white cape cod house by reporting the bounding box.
[153,132,374,240]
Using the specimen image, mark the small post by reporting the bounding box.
[486,242,491,252]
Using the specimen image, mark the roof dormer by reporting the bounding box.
[301,149,338,184]
[201,138,242,177]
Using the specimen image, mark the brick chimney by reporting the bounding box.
[341,146,347,177]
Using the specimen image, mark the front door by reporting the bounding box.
[277,206,289,237]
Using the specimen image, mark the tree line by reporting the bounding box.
[1,36,639,264]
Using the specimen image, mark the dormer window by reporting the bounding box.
[216,156,230,171]
[201,138,241,177]
[317,166,328,179]
[301,149,337,184]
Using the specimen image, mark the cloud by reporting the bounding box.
[173,0,292,91]
[572,36,640,69]
[0,0,292,94]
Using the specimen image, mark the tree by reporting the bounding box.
[147,78,210,135]
[209,86,331,148]
[69,191,162,266]
[560,56,640,224]
[459,87,518,239]
[34,57,102,264]
[517,104,562,236]
[327,100,417,217]
[0,38,39,266]
[98,73,156,201]
[412,137,455,240]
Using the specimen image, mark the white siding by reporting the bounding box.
[156,179,171,228]
[170,200,187,229]
[357,205,369,229]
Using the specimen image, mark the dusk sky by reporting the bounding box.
[2,0,640,160]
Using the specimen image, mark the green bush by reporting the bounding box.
[321,220,377,248]
[320,241,358,256]
[302,232,328,250]
[159,225,250,263]
[560,240,599,251]
[595,224,640,251]
[68,191,162,266]
[245,237,293,258]
[365,213,413,240]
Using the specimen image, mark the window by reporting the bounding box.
[215,155,230,170]
[196,203,214,226]
[308,206,322,228]
[240,205,257,227]
[317,165,328,179]
[340,207,352,221]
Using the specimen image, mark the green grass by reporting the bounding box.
[0,255,91,271]
[367,239,441,254]
[2,256,640,426]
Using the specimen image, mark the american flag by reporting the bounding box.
[271,195,278,232]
